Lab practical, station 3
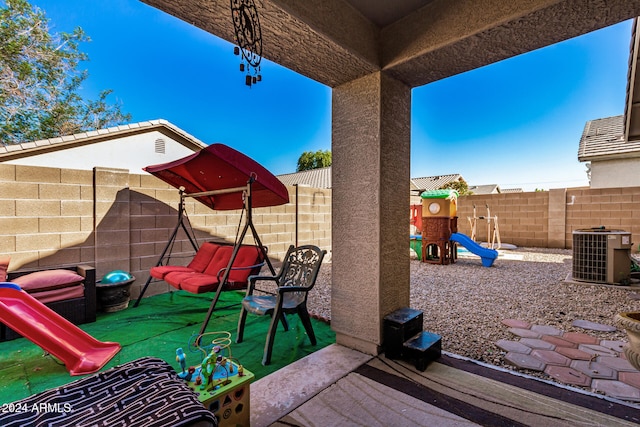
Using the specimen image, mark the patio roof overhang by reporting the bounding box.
[140,0,640,89]
[138,0,640,358]
[626,18,640,142]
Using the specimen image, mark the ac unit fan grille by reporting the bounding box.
[572,232,607,283]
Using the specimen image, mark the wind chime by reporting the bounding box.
[230,0,263,87]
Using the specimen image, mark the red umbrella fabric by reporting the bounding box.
[144,144,289,210]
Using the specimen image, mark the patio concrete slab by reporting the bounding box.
[501,319,531,329]
[497,319,640,403]
[563,332,599,345]
[555,346,594,360]
[620,371,640,389]
[542,335,577,348]
[572,319,618,332]
[570,360,617,380]
[367,354,640,426]
[597,356,637,372]
[250,344,373,427]
[495,339,531,354]
[504,352,546,371]
[600,340,626,353]
[544,365,591,387]
[276,372,480,427]
[268,348,640,427]
[592,380,640,402]
[531,324,563,336]
[531,349,571,367]
[579,344,619,357]
[508,327,541,339]
[520,338,555,350]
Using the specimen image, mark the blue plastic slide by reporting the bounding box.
[450,232,498,267]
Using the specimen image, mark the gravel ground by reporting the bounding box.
[307,247,640,373]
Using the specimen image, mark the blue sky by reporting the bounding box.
[31,0,632,191]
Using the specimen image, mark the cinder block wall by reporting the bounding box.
[0,164,96,269]
[0,164,331,299]
[455,187,640,250]
[456,191,550,248]
[3,162,639,301]
[564,187,640,250]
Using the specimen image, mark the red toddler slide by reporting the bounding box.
[0,283,120,375]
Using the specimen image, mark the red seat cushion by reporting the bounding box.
[150,265,195,280]
[202,246,234,277]
[188,242,219,272]
[227,246,262,286]
[176,246,234,293]
[179,246,263,293]
[165,246,233,291]
[179,274,220,294]
[165,245,263,294]
[150,243,220,280]
[164,271,197,289]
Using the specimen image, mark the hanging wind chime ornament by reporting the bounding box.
[230,0,263,87]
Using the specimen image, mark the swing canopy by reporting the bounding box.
[144,143,289,210]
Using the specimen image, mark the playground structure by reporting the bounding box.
[414,190,498,267]
[468,204,502,250]
[420,189,459,265]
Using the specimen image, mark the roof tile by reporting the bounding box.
[578,115,640,161]
[278,166,332,188]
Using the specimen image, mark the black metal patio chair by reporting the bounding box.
[236,245,326,365]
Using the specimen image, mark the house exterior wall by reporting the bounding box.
[589,158,640,189]
[0,164,331,300]
[3,130,197,172]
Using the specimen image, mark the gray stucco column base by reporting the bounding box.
[331,72,411,355]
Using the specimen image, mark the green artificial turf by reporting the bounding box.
[0,290,335,404]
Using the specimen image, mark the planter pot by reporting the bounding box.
[96,277,135,313]
[614,311,640,371]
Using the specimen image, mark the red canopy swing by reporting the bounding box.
[134,143,289,334]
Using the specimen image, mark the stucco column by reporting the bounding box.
[331,71,411,354]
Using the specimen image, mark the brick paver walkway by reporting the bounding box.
[497,319,640,402]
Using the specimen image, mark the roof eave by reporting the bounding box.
[578,150,640,162]
[0,120,206,162]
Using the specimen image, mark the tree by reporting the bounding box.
[0,0,131,145]
[440,178,472,196]
[296,149,331,171]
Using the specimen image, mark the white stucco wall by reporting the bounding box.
[590,157,640,189]
[4,130,199,172]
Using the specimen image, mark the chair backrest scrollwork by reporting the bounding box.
[279,245,325,290]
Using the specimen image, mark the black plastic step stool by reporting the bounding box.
[383,307,441,371]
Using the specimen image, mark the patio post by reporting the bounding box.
[331,71,411,355]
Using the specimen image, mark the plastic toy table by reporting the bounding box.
[180,360,254,427]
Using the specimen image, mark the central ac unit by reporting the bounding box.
[572,229,632,285]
